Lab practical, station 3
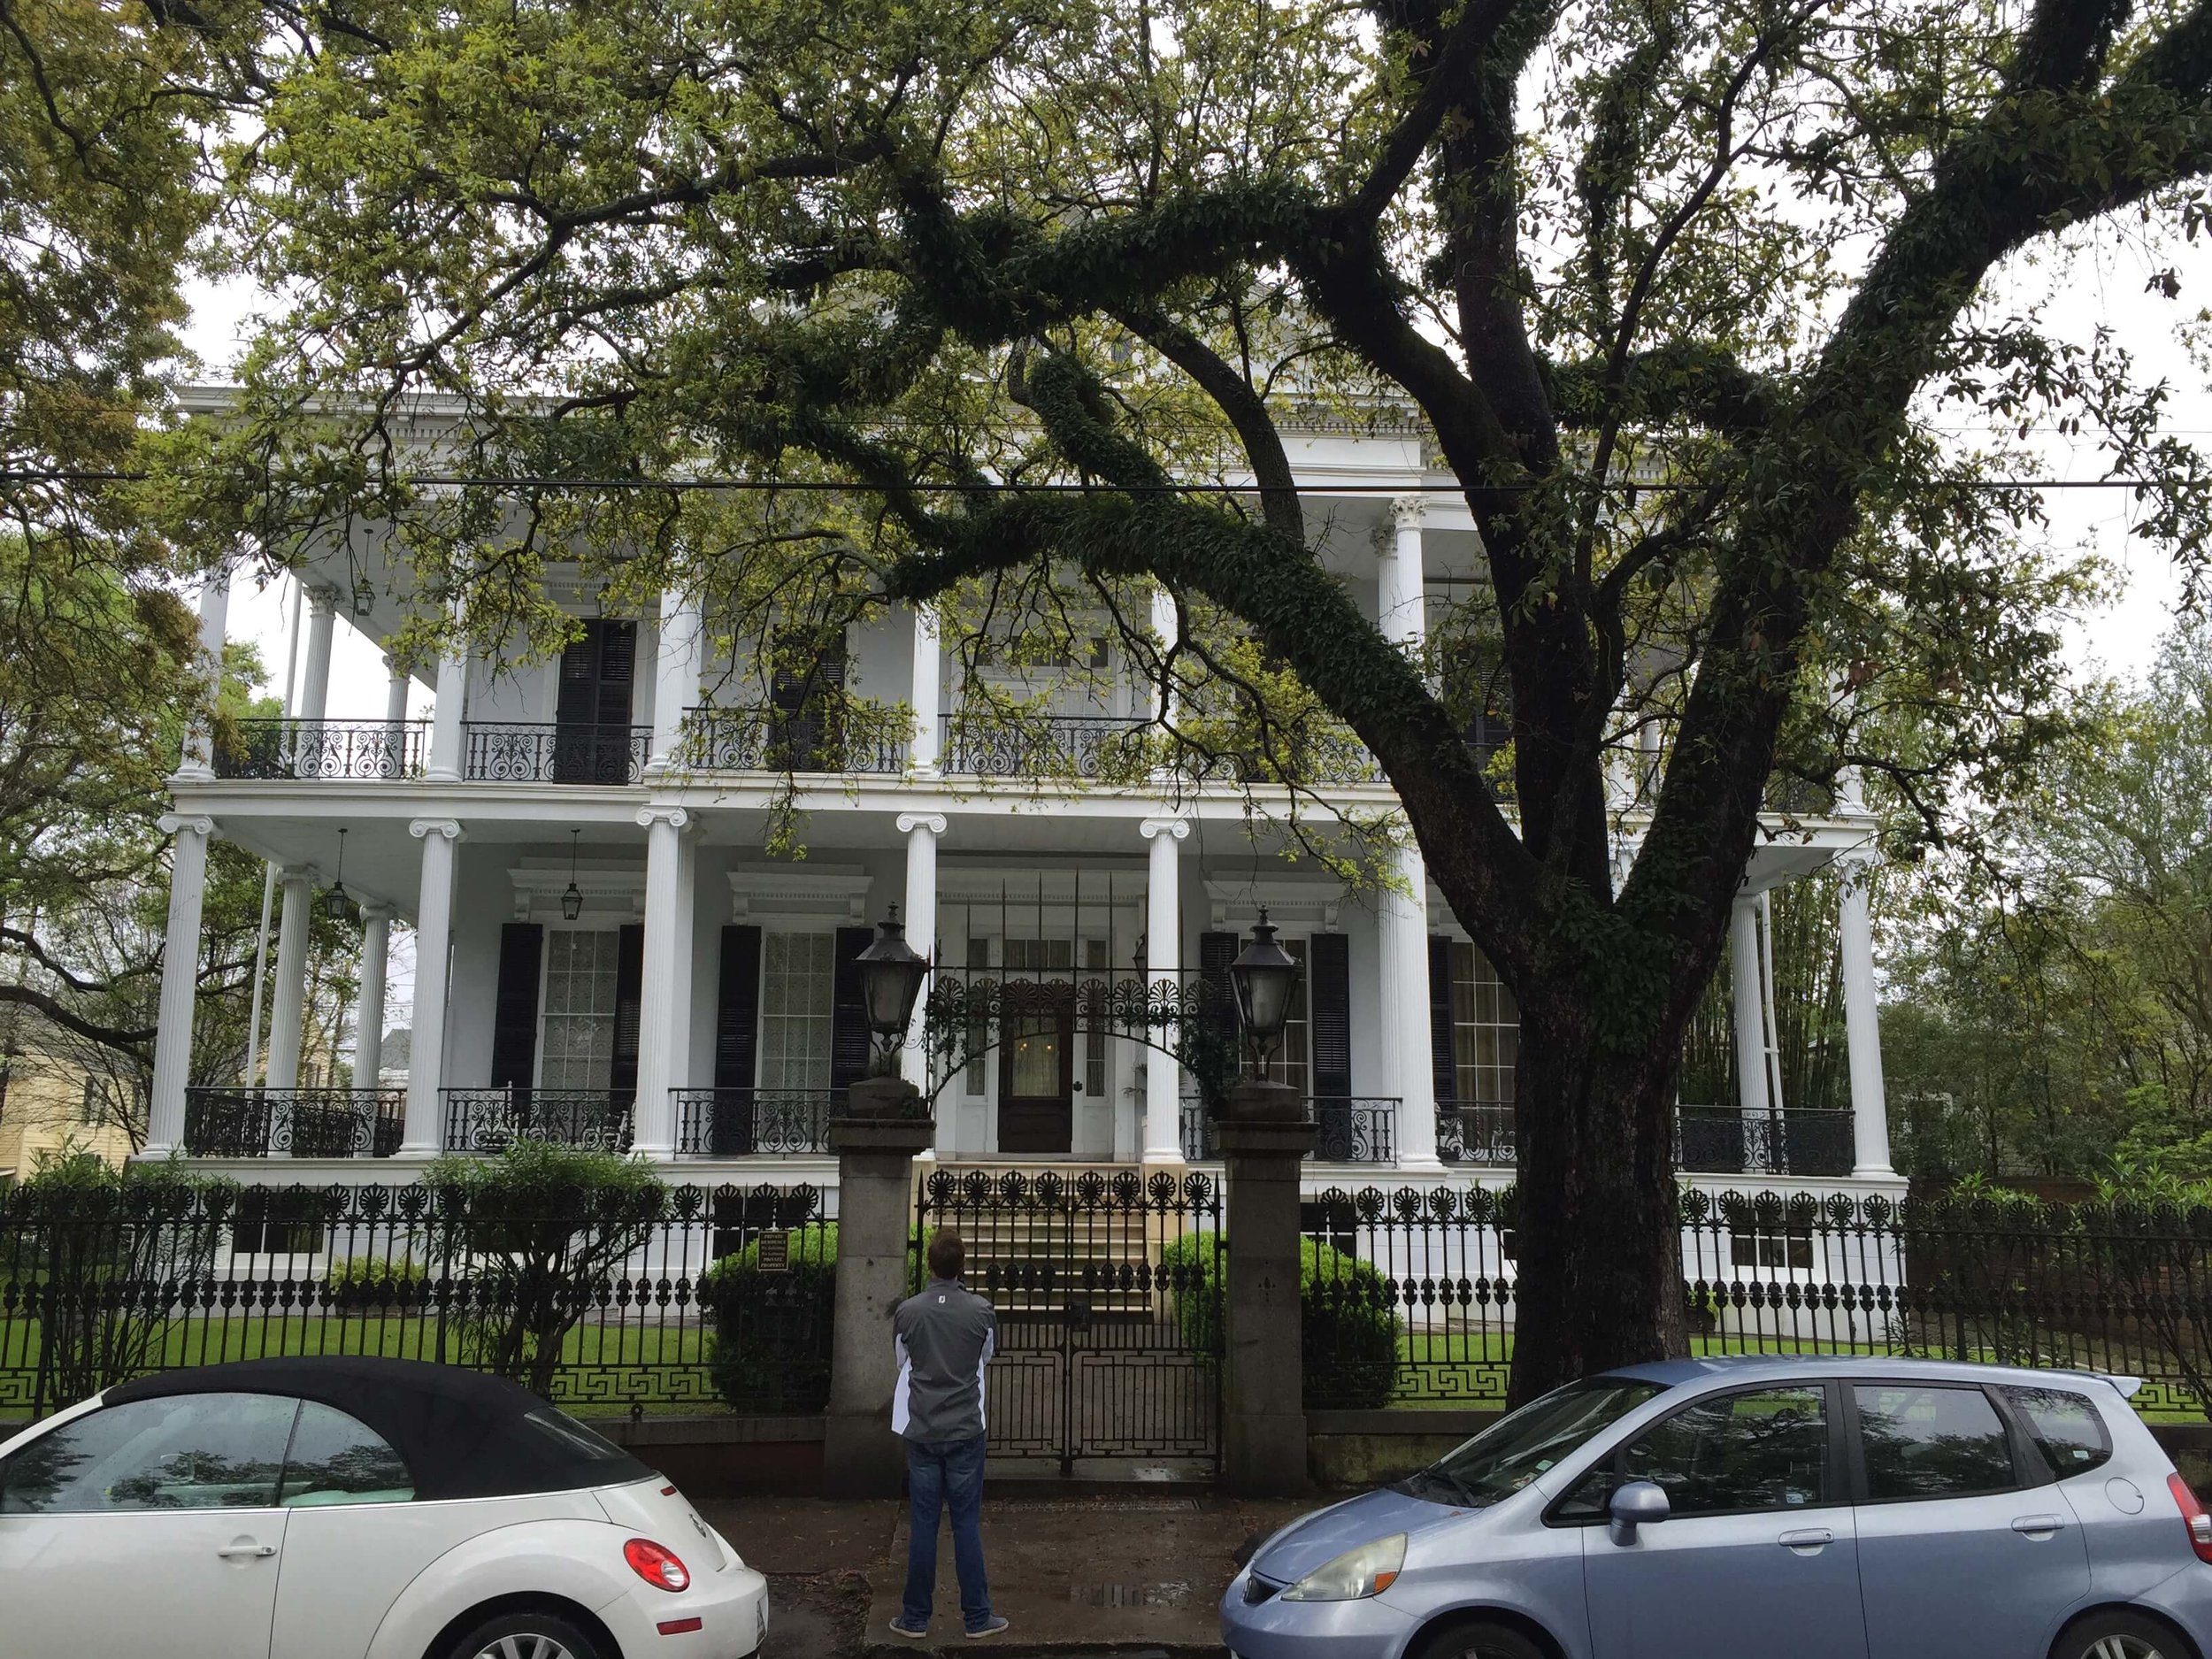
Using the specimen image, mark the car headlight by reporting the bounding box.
[1279,1533,1406,1601]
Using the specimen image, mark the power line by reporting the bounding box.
[4,468,2209,495]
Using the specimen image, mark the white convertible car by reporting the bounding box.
[0,1355,768,1659]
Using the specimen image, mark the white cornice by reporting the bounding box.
[1203,876,1344,932]
[726,863,873,923]
[510,857,645,919]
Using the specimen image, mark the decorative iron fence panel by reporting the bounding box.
[214,718,431,780]
[1179,1097,1399,1162]
[672,1088,841,1156]
[442,1089,634,1153]
[184,1087,404,1157]
[940,712,1151,780]
[914,1168,1225,1471]
[0,1181,832,1418]
[1302,1187,2212,1416]
[682,705,907,775]
[1433,1105,1859,1178]
[463,722,649,784]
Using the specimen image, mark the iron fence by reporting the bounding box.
[1432,1104,1859,1178]
[1299,1186,2212,1416]
[183,1087,404,1158]
[683,705,906,775]
[0,1181,833,1418]
[1179,1096,1399,1162]
[441,1089,634,1154]
[463,721,649,784]
[672,1088,841,1156]
[213,718,430,780]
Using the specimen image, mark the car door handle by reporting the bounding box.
[1777,1528,1833,1550]
[216,1541,277,1560]
[2012,1514,2066,1538]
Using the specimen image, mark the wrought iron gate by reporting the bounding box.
[913,1167,1223,1474]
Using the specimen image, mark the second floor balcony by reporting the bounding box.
[215,718,430,781]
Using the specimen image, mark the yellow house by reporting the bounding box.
[0,1044,139,1186]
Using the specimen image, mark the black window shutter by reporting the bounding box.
[1309,933,1352,1101]
[489,923,544,1088]
[555,623,603,729]
[1198,928,1238,1048]
[1429,935,1457,1105]
[714,926,764,1089]
[829,925,875,1093]
[595,620,637,728]
[610,922,646,1099]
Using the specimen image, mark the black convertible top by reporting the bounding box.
[103,1356,652,1502]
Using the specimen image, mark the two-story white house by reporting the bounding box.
[142,394,1901,1206]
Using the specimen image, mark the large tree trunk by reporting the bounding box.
[1506,988,1686,1406]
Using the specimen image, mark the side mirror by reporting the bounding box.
[1608,1479,1670,1546]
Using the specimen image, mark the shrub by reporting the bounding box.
[700,1223,838,1413]
[320,1255,430,1310]
[425,1140,665,1397]
[1158,1232,1401,1409]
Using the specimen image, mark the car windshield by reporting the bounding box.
[1402,1378,1666,1508]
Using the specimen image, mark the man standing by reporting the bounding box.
[888,1228,1008,1640]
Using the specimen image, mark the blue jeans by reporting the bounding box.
[902,1433,992,1632]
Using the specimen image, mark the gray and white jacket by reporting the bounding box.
[891,1278,997,1442]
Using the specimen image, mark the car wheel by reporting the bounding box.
[2053,1610,2190,1659]
[1409,1617,1549,1659]
[442,1610,610,1659]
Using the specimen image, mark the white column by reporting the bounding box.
[1391,839,1441,1169]
[353,902,394,1087]
[1148,589,1180,726]
[426,604,468,782]
[898,814,946,1145]
[177,573,231,780]
[1731,895,1770,1118]
[909,607,941,774]
[649,588,703,774]
[1839,851,1896,1179]
[1141,815,1189,1164]
[383,658,411,726]
[144,814,214,1155]
[300,586,339,721]
[264,867,315,1090]
[1381,496,1427,649]
[403,818,464,1154]
[632,806,692,1156]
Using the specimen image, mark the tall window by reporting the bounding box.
[760,932,833,1094]
[963,936,990,1097]
[1448,941,1517,1104]
[540,929,622,1089]
[1278,938,1311,1096]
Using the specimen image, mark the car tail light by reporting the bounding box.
[2167,1474,2212,1563]
[625,1537,692,1592]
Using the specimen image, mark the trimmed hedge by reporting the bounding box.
[700,1223,838,1412]
[320,1256,429,1310]
[1159,1233,1401,1409]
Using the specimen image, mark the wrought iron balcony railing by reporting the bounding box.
[1677,1106,1856,1178]
[463,722,649,785]
[1179,1096,1401,1162]
[1438,1102,1519,1167]
[682,706,906,775]
[441,1087,634,1153]
[941,712,1152,780]
[672,1087,843,1156]
[213,718,430,781]
[182,1087,405,1157]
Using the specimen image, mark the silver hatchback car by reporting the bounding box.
[1222,1356,2212,1659]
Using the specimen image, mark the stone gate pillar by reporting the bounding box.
[822,1075,936,1497]
[1218,1079,1317,1496]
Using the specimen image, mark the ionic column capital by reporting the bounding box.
[157,813,216,839]
[409,818,465,843]
[1139,816,1190,842]
[636,805,691,831]
[896,811,948,836]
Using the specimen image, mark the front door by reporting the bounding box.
[1575,1382,1867,1659]
[997,983,1074,1155]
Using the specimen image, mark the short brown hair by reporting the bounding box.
[927,1229,965,1280]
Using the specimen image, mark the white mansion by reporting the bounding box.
[143,403,1901,1202]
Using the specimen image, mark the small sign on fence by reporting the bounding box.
[755,1229,791,1274]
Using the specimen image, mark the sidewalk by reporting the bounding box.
[695,1491,1315,1655]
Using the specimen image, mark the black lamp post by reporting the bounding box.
[561,828,584,920]
[322,829,357,924]
[1229,909,1302,1080]
[855,908,930,1078]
